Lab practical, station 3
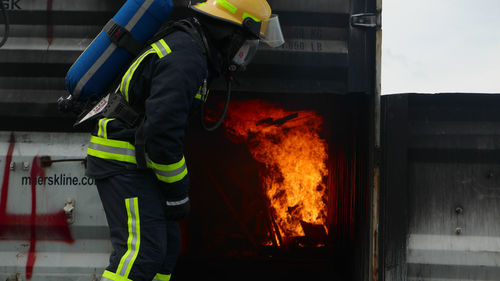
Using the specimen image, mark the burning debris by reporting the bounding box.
[256,113,299,127]
[223,100,329,243]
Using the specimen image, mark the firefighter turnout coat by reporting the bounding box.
[85,20,215,281]
[86,27,210,195]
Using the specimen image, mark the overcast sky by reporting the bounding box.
[382,0,500,94]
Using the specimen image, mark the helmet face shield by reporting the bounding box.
[260,14,284,47]
[191,0,284,47]
[231,39,259,71]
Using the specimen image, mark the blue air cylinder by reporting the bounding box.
[65,0,173,101]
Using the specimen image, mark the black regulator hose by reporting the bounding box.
[0,1,9,48]
[201,76,232,131]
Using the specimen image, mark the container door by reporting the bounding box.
[0,132,109,281]
[381,93,500,281]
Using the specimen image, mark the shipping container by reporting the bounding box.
[1,0,381,280]
[381,93,500,281]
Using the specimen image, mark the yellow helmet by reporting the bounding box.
[191,0,284,47]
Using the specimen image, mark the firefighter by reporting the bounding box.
[85,0,284,280]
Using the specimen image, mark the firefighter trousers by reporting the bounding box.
[96,171,181,281]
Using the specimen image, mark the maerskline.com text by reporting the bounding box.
[21,174,95,186]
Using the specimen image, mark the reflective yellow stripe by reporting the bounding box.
[148,155,185,171]
[87,136,136,164]
[120,49,156,102]
[155,167,188,183]
[153,273,171,281]
[98,118,115,138]
[151,39,171,58]
[151,44,162,57]
[116,197,141,278]
[97,118,104,138]
[120,39,171,102]
[87,147,137,164]
[148,156,188,183]
[158,39,172,54]
[103,118,115,138]
[87,136,188,182]
[125,197,141,277]
[102,270,132,281]
[242,12,261,22]
[216,0,237,14]
[90,135,135,150]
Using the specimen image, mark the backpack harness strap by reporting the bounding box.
[104,19,144,56]
[101,22,210,169]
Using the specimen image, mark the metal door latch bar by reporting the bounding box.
[351,13,381,30]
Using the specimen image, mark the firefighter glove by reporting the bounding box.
[165,196,190,221]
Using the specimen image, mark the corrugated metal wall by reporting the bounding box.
[382,93,500,281]
[0,0,375,131]
[0,0,120,131]
[0,132,108,281]
[0,0,378,280]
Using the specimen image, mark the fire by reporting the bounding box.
[223,100,328,239]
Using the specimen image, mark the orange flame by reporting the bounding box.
[223,100,328,239]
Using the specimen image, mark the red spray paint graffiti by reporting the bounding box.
[0,134,74,279]
[46,0,54,46]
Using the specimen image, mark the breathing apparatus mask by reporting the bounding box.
[190,0,285,130]
[229,39,259,72]
[228,15,284,72]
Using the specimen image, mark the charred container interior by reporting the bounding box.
[180,92,372,281]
